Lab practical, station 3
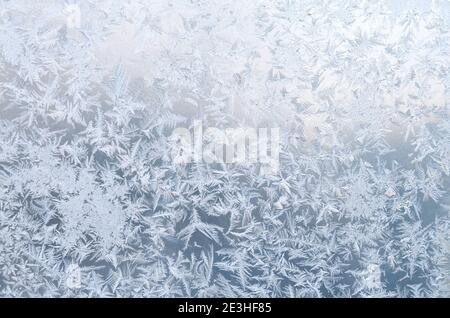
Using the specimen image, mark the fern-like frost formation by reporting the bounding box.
[0,0,449,297]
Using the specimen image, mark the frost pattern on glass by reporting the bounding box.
[0,0,449,297]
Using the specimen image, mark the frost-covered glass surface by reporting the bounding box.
[0,0,449,298]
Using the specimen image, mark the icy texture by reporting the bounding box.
[0,0,449,297]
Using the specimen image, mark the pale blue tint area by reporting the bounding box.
[0,0,449,297]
